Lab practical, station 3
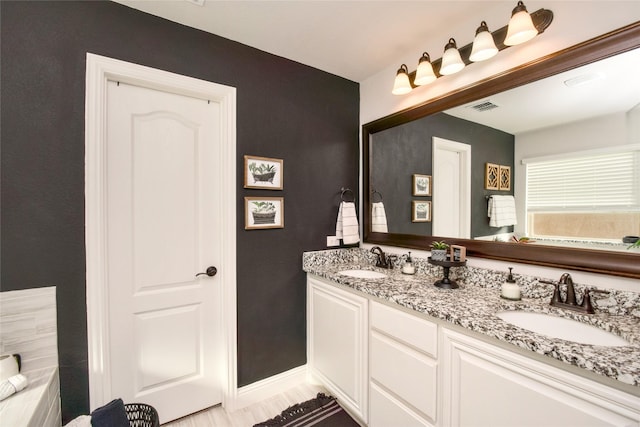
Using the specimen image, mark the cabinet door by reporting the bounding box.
[441,328,640,427]
[307,277,368,423]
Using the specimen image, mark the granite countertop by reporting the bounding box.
[303,257,640,390]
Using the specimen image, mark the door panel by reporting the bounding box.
[133,112,199,290]
[135,304,200,390]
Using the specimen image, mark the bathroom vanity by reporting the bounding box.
[304,249,640,426]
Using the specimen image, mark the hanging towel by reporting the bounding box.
[336,201,360,244]
[371,202,388,233]
[488,195,517,227]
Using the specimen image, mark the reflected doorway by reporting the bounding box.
[432,137,471,238]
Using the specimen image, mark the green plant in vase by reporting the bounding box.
[431,241,449,261]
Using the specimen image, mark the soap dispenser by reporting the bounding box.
[501,267,521,301]
[402,252,416,275]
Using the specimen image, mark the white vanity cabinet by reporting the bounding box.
[369,301,439,427]
[307,276,368,423]
[306,274,640,427]
[441,327,640,426]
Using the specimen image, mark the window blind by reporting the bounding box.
[526,150,639,211]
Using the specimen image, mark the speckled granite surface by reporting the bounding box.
[303,248,640,388]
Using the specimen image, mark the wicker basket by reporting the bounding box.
[124,403,159,427]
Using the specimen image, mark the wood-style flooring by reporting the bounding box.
[161,383,327,427]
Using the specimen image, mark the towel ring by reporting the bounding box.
[341,187,355,202]
[371,189,383,203]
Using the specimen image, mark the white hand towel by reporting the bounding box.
[371,202,388,233]
[488,195,517,227]
[336,201,360,244]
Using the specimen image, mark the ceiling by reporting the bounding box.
[446,47,640,134]
[111,0,503,82]
[112,1,638,133]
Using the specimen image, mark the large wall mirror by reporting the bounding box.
[363,22,640,279]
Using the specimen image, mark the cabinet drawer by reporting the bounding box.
[370,383,431,427]
[370,332,437,422]
[371,301,438,357]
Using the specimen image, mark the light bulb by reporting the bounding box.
[505,1,538,46]
[440,38,465,75]
[470,21,498,62]
[392,64,412,95]
[414,53,437,86]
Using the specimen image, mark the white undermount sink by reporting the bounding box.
[338,269,387,279]
[496,311,629,347]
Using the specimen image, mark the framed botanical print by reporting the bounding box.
[244,155,283,190]
[411,200,431,222]
[244,197,284,230]
[412,174,432,196]
[245,197,284,229]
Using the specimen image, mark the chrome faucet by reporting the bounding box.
[370,246,394,269]
[541,273,609,314]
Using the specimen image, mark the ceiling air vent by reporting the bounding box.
[467,100,500,112]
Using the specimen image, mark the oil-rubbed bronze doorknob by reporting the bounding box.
[196,266,217,277]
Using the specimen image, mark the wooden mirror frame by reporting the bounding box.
[363,22,640,279]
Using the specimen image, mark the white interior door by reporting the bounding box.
[432,137,471,239]
[105,80,222,423]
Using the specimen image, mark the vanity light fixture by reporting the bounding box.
[469,21,498,62]
[414,53,437,86]
[440,38,465,75]
[504,1,538,46]
[392,64,412,95]
[390,2,553,95]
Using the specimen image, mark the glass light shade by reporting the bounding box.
[469,22,498,62]
[414,53,437,86]
[392,64,412,95]
[440,38,465,76]
[504,1,538,46]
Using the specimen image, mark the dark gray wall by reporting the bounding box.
[372,112,514,237]
[1,1,359,422]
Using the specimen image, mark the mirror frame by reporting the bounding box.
[363,22,640,279]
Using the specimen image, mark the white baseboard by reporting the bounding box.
[225,365,308,412]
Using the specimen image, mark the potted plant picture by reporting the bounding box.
[416,203,428,219]
[431,241,449,261]
[244,155,283,190]
[245,197,284,229]
[416,178,427,193]
[251,201,276,224]
[412,174,432,196]
[411,201,431,222]
[249,162,276,184]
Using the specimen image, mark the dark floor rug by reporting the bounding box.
[253,393,360,427]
